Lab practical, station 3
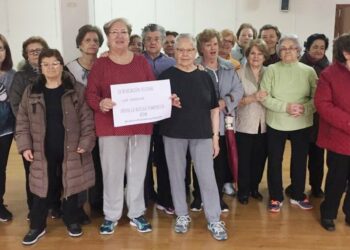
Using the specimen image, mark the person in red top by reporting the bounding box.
[315,33,350,231]
[85,17,155,235]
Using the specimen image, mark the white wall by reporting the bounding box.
[1,0,350,66]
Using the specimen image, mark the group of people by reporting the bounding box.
[0,17,350,245]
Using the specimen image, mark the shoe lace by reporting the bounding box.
[135,216,148,225]
[209,221,226,234]
[176,216,191,226]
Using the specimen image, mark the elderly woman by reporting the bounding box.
[66,24,104,224]
[315,33,350,231]
[293,34,330,198]
[260,35,317,213]
[159,33,228,241]
[0,34,16,222]
[16,49,95,245]
[219,29,240,70]
[128,34,142,54]
[192,29,243,212]
[231,23,257,64]
[85,18,154,234]
[236,39,269,204]
[258,24,281,66]
[141,23,176,214]
[9,36,50,219]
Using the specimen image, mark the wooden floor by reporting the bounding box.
[1,142,350,250]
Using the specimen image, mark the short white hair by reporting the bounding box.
[174,33,197,49]
[276,34,302,57]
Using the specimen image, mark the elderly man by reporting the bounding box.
[142,23,176,215]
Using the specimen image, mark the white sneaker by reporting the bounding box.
[223,183,236,196]
[174,215,191,233]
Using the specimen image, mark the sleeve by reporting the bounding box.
[9,72,26,116]
[15,86,33,154]
[303,69,318,115]
[208,74,219,109]
[315,71,350,135]
[260,67,288,113]
[85,60,103,113]
[224,70,243,114]
[77,87,96,152]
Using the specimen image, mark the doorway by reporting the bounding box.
[334,4,350,38]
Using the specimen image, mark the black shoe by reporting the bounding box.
[67,223,83,237]
[78,208,91,225]
[51,208,62,219]
[0,204,13,222]
[285,185,292,197]
[220,200,229,212]
[321,218,335,231]
[311,188,325,198]
[238,196,249,205]
[190,198,202,212]
[251,190,263,201]
[22,229,46,245]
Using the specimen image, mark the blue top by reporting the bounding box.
[143,52,176,78]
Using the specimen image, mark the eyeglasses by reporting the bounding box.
[28,48,43,56]
[41,61,61,68]
[280,47,298,52]
[109,30,128,36]
[176,48,195,54]
[222,39,234,45]
[144,37,161,43]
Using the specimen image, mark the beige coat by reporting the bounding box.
[15,72,95,198]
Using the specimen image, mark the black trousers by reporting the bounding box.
[320,150,350,220]
[22,155,33,211]
[193,136,228,201]
[267,126,310,202]
[0,133,13,205]
[30,193,79,230]
[154,133,173,208]
[236,131,267,198]
[308,142,325,191]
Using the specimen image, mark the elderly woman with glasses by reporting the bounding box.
[16,49,95,245]
[219,29,240,70]
[159,33,228,241]
[9,36,50,219]
[260,35,318,213]
[85,18,155,235]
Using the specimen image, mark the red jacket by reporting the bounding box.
[315,61,350,155]
[85,55,155,136]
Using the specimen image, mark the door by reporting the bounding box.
[334,4,350,38]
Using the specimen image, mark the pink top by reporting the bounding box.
[85,54,155,136]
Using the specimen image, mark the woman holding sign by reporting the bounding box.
[85,18,155,235]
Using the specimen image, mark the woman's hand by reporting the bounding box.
[218,99,226,111]
[99,98,116,113]
[255,90,268,102]
[287,103,304,117]
[77,147,86,154]
[171,94,181,108]
[23,149,34,162]
[212,135,220,159]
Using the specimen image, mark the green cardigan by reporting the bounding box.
[260,61,317,131]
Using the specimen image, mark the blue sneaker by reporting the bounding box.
[100,220,117,235]
[290,198,313,210]
[130,215,152,233]
[207,221,228,241]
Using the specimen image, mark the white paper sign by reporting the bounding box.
[111,79,171,127]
